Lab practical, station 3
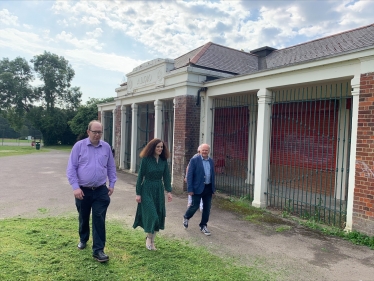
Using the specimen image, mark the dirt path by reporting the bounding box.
[1,151,373,280]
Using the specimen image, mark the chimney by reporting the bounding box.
[250,46,277,57]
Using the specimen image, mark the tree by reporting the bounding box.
[0,57,37,130]
[69,97,114,140]
[31,51,82,111]
[28,106,77,145]
[27,51,82,145]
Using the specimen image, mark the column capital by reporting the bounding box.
[257,88,272,104]
[131,103,138,110]
[351,80,360,97]
[154,99,162,108]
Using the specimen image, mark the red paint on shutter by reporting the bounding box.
[270,100,338,171]
[213,107,249,171]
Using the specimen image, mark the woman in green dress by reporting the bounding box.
[133,138,173,250]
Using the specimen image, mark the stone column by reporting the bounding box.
[345,78,360,232]
[101,111,105,141]
[112,109,116,148]
[252,89,272,208]
[119,105,127,170]
[154,99,162,139]
[130,103,138,173]
[201,93,213,145]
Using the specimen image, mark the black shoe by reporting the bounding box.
[77,242,86,250]
[93,251,109,262]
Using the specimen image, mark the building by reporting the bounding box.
[98,23,374,235]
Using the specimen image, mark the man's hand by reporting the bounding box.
[73,188,84,200]
[188,192,194,196]
[167,192,172,202]
[108,187,114,196]
[136,195,141,203]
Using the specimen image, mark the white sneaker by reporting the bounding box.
[199,207,203,212]
[183,218,189,229]
[200,226,211,236]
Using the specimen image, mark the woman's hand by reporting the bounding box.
[136,195,141,203]
[167,192,172,202]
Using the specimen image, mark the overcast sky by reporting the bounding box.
[1,0,373,103]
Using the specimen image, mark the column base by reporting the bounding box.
[251,200,267,208]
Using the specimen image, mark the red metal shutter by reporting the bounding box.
[271,100,338,171]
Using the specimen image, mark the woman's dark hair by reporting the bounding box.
[139,138,170,160]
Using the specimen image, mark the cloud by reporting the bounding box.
[86,28,103,38]
[3,0,374,77]
[65,49,144,74]
[55,30,104,50]
[81,16,101,25]
[0,26,141,76]
[0,28,43,56]
[0,9,19,26]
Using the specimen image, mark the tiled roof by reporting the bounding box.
[265,23,374,69]
[174,42,258,75]
[173,23,374,75]
[174,44,208,69]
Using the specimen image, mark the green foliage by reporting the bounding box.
[0,217,274,281]
[31,51,82,111]
[298,218,374,249]
[1,52,83,143]
[0,57,36,130]
[275,226,292,232]
[28,107,76,145]
[68,97,114,140]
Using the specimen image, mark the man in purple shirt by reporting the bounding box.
[66,120,117,263]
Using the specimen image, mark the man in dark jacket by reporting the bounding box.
[183,143,215,235]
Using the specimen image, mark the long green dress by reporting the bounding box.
[133,156,172,233]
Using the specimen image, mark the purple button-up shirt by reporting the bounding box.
[66,138,117,190]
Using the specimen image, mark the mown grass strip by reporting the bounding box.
[0,217,274,281]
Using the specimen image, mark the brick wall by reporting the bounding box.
[352,72,374,235]
[172,95,201,192]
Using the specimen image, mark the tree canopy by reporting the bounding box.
[0,52,85,145]
[68,97,114,140]
[0,57,37,130]
[31,51,81,111]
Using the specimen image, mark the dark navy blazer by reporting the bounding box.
[187,156,215,195]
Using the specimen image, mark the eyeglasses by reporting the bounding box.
[89,130,103,135]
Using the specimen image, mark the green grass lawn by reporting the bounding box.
[0,145,72,157]
[0,217,274,281]
[0,138,33,143]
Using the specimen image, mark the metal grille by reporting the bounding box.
[161,100,174,172]
[123,105,132,170]
[267,82,352,227]
[136,103,154,172]
[211,94,258,199]
[104,111,113,145]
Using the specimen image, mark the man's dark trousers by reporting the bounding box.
[75,186,110,253]
[184,183,212,228]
